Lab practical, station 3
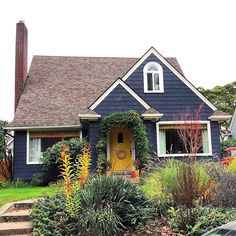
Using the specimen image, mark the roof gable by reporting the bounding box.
[121,47,217,111]
[90,79,150,110]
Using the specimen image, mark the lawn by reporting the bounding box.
[0,186,60,207]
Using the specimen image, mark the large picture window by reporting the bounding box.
[27,131,81,164]
[157,122,212,156]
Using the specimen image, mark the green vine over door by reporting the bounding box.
[96,110,150,174]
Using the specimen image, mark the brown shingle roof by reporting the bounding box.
[143,108,162,115]
[8,55,183,127]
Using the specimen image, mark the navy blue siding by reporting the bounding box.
[210,122,221,158]
[144,121,157,155]
[125,53,214,121]
[95,84,146,116]
[14,131,42,181]
[88,121,101,171]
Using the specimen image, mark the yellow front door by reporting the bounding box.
[109,127,133,171]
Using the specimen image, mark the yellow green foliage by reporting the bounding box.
[60,144,74,213]
[228,159,236,174]
[77,142,91,188]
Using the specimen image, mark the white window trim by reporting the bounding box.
[143,62,164,93]
[26,130,83,165]
[156,121,213,157]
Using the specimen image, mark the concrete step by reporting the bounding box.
[0,209,31,223]
[0,221,32,235]
[13,202,34,210]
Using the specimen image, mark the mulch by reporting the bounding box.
[122,218,177,236]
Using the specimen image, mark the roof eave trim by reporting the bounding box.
[208,115,232,121]
[78,114,101,121]
[142,113,163,121]
[121,47,217,111]
[89,79,150,110]
[3,125,82,131]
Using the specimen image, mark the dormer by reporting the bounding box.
[143,62,164,93]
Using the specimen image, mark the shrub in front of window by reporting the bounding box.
[142,160,214,208]
[41,138,85,184]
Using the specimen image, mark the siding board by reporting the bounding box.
[14,131,42,181]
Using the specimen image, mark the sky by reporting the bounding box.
[0,0,236,121]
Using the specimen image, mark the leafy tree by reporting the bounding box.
[198,81,236,116]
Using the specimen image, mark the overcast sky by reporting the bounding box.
[0,0,235,121]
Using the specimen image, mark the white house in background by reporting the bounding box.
[229,108,236,139]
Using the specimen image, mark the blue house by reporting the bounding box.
[6,22,231,180]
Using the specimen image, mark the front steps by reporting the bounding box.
[0,200,33,235]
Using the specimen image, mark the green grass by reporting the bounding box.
[0,186,60,207]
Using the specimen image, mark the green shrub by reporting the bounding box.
[142,160,213,208]
[31,172,48,186]
[31,176,153,236]
[172,161,213,207]
[168,205,236,236]
[80,176,153,230]
[40,138,85,183]
[31,194,79,236]
[78,207,121,236]
[0,178,28,188]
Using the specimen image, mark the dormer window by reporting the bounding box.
[143,62,164,93]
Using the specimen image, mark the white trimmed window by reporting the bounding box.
[27,131,81,164]
[156,121,212,157]
[143,62,164,93]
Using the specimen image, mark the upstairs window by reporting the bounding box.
[143,62,164,93]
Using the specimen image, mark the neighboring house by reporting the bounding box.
[5,22,231,181]
[229,108,236,138]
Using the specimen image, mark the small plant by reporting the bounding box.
[76,142,91,188]
[0,178,28,188]
[31,172,48,186]
[172,162,214,207]
[31,194,79,236]
[60,144,74,213]
[167,204,236,235]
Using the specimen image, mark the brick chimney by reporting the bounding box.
[15,20,28,111]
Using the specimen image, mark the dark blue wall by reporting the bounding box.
[88,121,102,172]
[95,84,146,116]
[211,122,221,158]
[14,131,42,181]
[124,53,214,120]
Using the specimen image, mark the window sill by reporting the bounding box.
[26,162,41,165]
[144,90,164,94]
[158,153,213,157]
